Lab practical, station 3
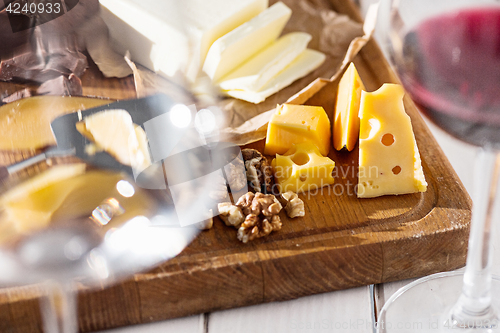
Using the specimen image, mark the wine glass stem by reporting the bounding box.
[40,281,78,333]
[452,148,500,322]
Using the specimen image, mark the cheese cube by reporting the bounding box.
[218,32,311,92]
[272,142,335,193]
[357,84,427,198]
[99,0,268,81]
[223,49,325,104]
[265,104,331,156]
[203,2,291,82]
[333,63,365,151]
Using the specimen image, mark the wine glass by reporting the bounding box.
[377,0,500,331]
[0,3,232,333]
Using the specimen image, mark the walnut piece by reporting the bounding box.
[196,210,214,230]
[218,202,245,227]
[281,191,305,218]
[234,192,283,243]
[225,157,247,191]
[242,149,273,193]
[237,214,282,243]
[235,192,255,215]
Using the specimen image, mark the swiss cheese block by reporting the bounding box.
[265,103,331,156]
[99,0,268,81]
[333,63,365,151]
[272,142,335,193]
[218,32,311,92]
[223,49,325,104]
[203,2,291,82]
[357,84,427,198]
[80,110,151,171]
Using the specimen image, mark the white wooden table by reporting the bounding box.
[99,1,500,332]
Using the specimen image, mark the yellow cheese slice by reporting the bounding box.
[357,83,427,198]
[333,62,365,151]
[80,109,151,171]
[0,96,110,150]
[265,103,331,156]
[0,168,156,244]
[0,163,87,233]
[272,142,335,193]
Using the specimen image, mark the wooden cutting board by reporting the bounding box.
[0,0,471,332]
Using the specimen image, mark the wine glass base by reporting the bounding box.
[377,271,500,332]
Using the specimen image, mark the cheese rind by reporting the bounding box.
[203,2,291,82]
[99,0,268,81]
[272,142,335,193]
[224,48,325,104]
[81,110,151,172]
[333,62,365,151]
[265,103,331,156]
[357,83,427,198]
[218,32,311,92]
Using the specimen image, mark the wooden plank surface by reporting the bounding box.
[0,0,472,332]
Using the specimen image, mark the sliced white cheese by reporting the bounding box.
[224,48,326,104]
[82,110,151,172]
[203,1,291,82]
[99,0,268,81]
[218,32,312,92]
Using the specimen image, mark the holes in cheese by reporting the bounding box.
[357,83,427,198]
[333,63,365,151]
[271,142,335,194]
[265,104,331,156]
[381,133,395,146]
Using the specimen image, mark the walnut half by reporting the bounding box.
[235,192,283,243]
[281,191,305,218]
[237,214,282,243]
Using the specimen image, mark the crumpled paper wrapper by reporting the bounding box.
[97,0,378,146]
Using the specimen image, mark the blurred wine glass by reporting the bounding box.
[0,1,235,332]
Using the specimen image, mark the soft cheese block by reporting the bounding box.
[333,62,365,151]
[79,110,151,172]
[203,2,291,82]
[218,32,311,92]
[272,142,335,193]
[265,103,331,156]
[224,49,325,104]
[357,84,427,198]
[99,0,268,81]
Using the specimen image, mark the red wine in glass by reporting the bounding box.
[394,7,500,148]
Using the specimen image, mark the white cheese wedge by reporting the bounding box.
[99,0,268,81]
[218,32,312,92]
[224,48,326,104]
[82,110,151,172]
[357,84,427,198]
[203,2,291,82]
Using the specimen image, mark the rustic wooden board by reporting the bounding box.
[0,0,471,332]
